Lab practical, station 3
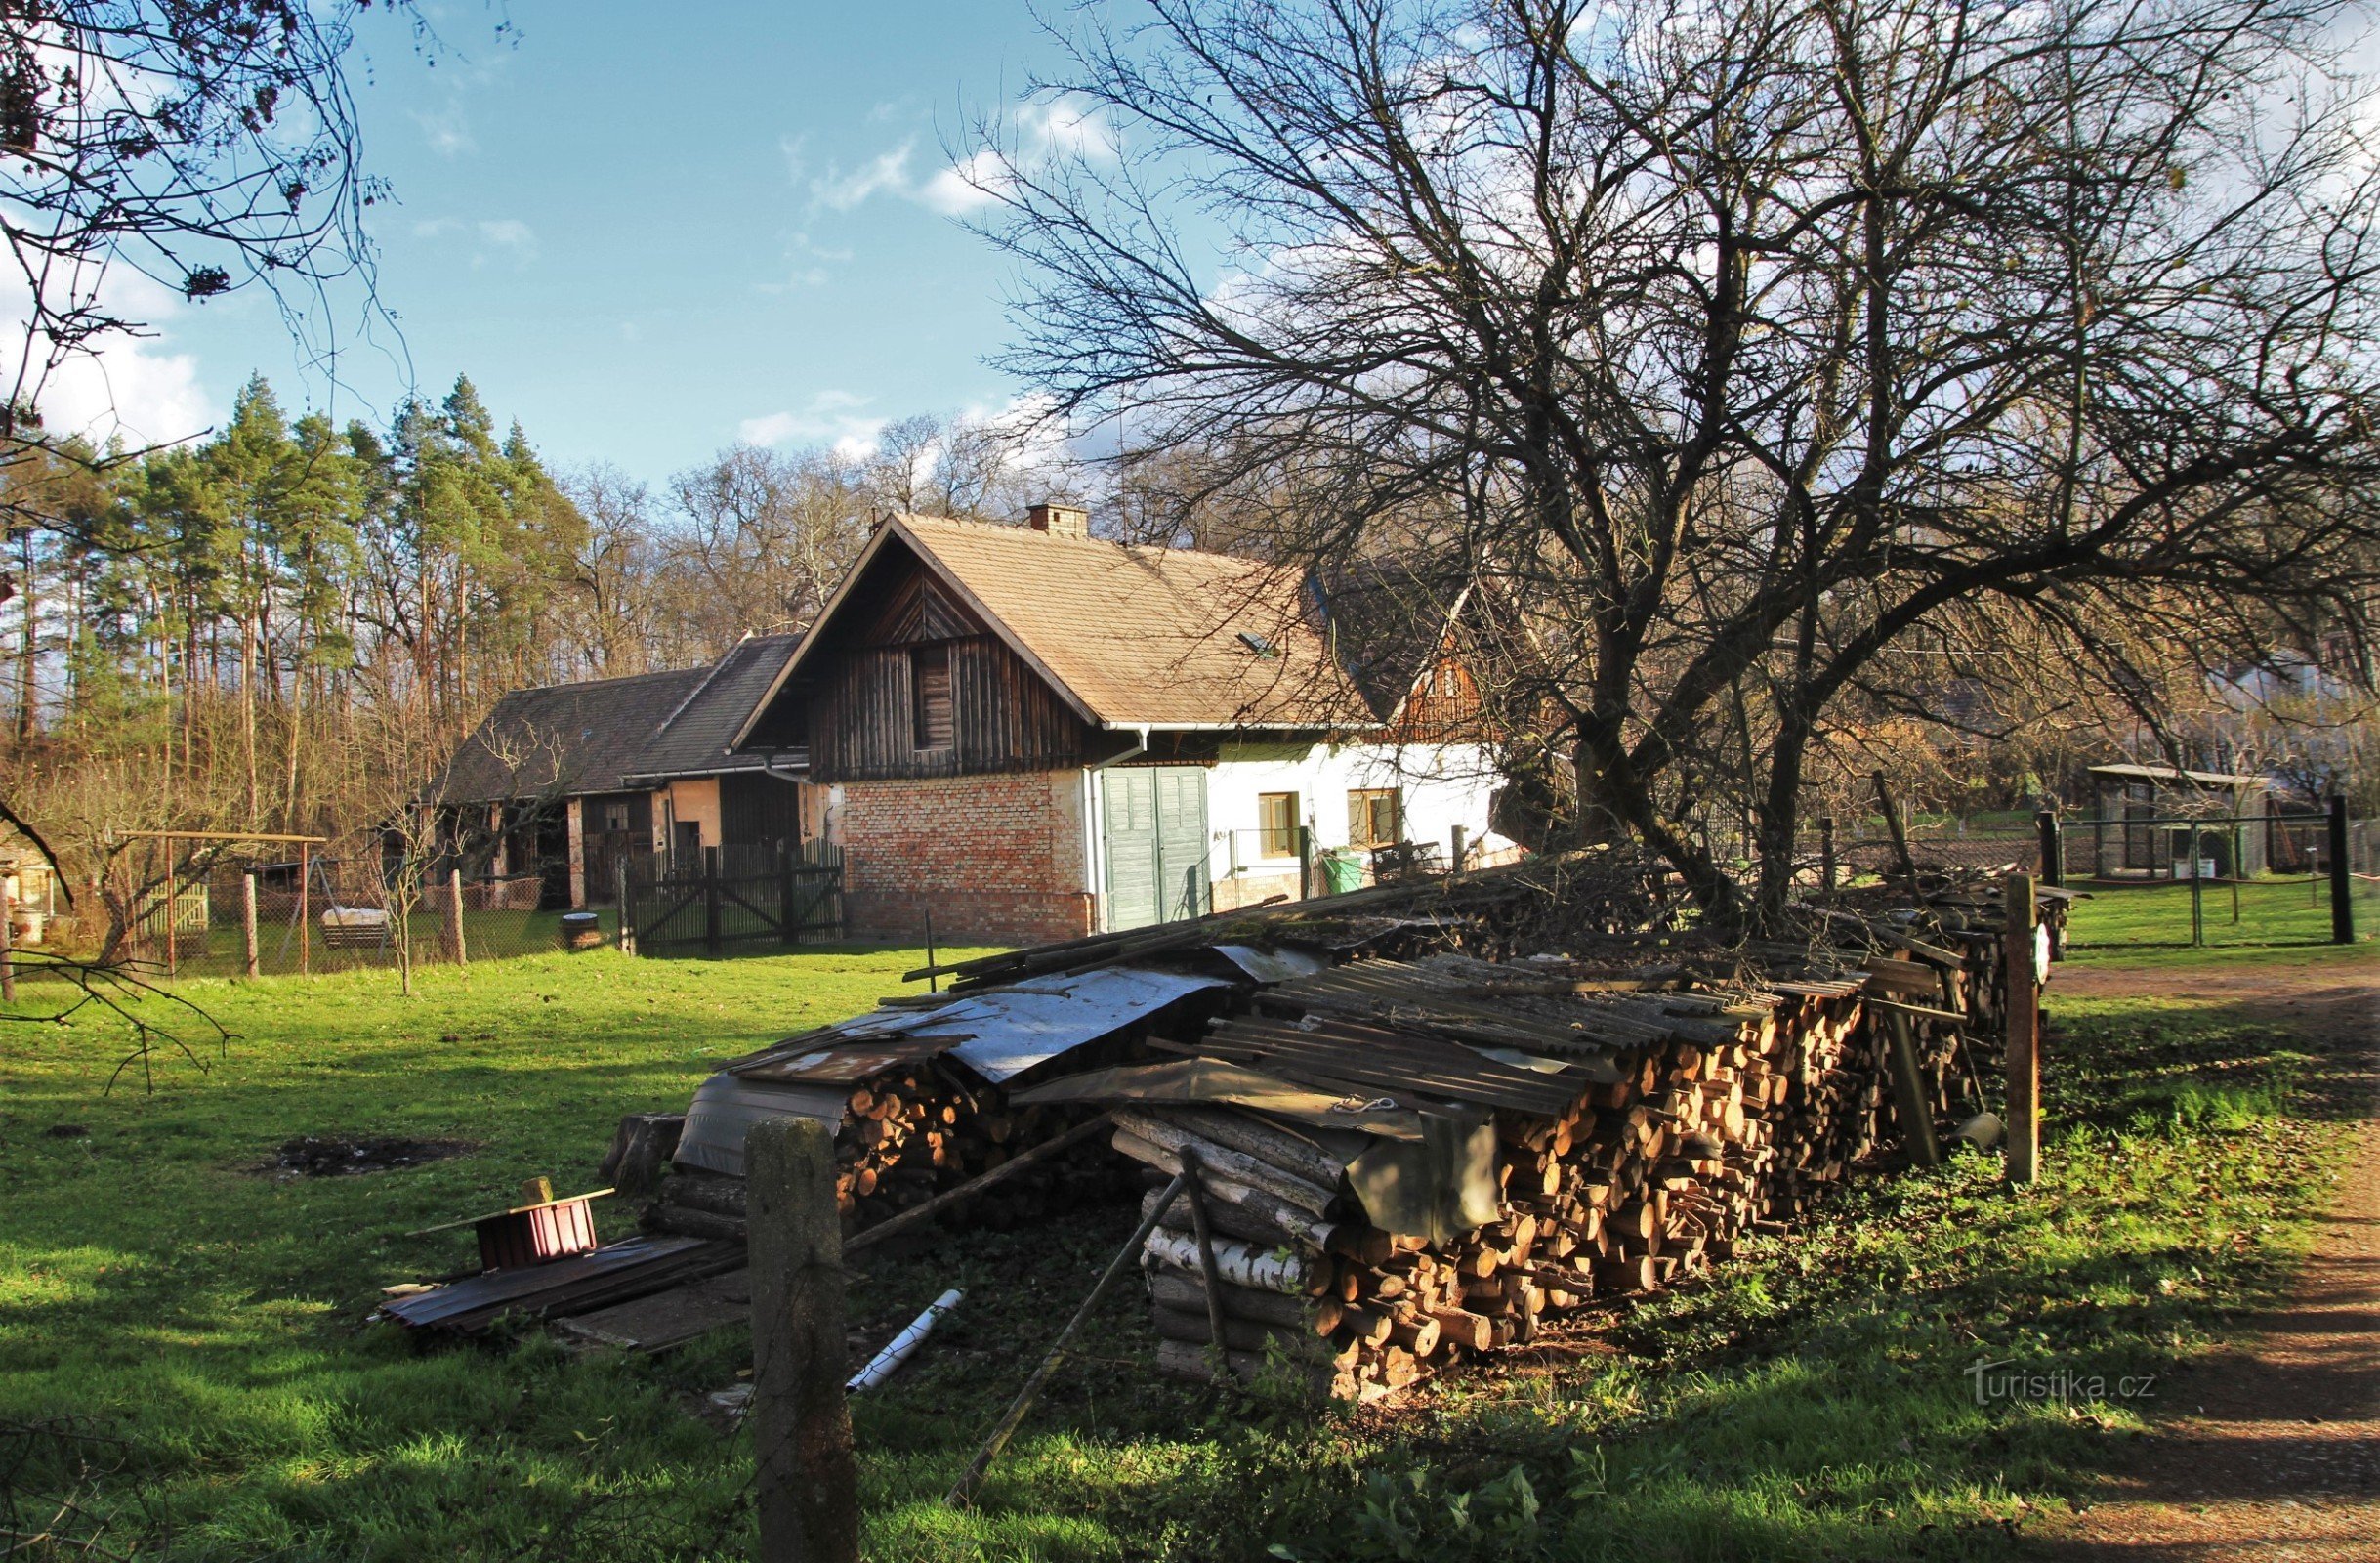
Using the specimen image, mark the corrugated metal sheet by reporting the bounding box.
[926,967,1231,1084]
[680,966,1232,1175]
[1210,944,1330,984]
[676,1075,852,1177]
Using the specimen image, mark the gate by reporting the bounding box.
[621,842,845,957]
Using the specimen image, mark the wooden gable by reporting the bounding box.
[793,537,1089,782]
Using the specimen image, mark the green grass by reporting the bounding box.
[1,939,2369,1559]
[2060,874,2380,966]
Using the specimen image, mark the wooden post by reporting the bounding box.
[445,868,468,967]
[0,880,15,1004]
[614,857,633,953]
[779,841,799,948]
[241,873,260,978]
[2035,810,2062,888]
[1881,1010,1942,1167]
[2189,822,2205,948]
[1872,772,1915,882]
[2004,872,2040,1186]
[703,845,723,957]
[1449,824,1468,876]
[924,908,938,994]
[1818,816,1836,896]
[2329,795,2355,945]
[746,1117,860,1563]
[298,841,312,975]
[1297,824,1315,900]
[1177,1148,1231,1364]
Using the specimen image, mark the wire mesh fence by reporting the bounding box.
[102,853,628,980]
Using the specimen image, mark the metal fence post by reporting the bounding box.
[779,841,799,948]
[2035,810,2062,887]
[1819,816,1836,896]
[2330,795,2355,945]
[703,845,723,957]
[2004,872,2040,1186]
[241,873,260,979]
[746,1117,860,1563]
[1450,824,1467,876]
[0,882,14,1004]
[1297,824,1315,900]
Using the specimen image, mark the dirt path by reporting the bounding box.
[2037,959,2378,1561]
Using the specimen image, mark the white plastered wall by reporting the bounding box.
[1203,739,1514,889]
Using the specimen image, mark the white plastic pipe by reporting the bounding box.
[846,1288,962,1393]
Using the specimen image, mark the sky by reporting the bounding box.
[57,1,1110,489]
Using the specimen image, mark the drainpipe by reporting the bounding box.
[1085,727,1152,933]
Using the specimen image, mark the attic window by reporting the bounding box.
[912,644,954,751]
[1237,631,1277,658]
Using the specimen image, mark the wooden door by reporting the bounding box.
[1102,767,1209,931]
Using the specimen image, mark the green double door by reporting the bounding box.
[1102,766,1211,931]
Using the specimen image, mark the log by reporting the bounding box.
[1143,1227,1326,1296]
[1116,1128,1340,1250]
[1151,1305,1322,1356]
[1148,1269,1324,1332]
[1159,1107,1349,1192]
[1114,1112,1338,1215]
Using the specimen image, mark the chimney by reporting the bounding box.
[1025,502,1090,539]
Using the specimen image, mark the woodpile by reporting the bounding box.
[1110,939,2001,1401]
[648,1070,1126,1244]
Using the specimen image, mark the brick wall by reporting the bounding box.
[835,770,1093,946]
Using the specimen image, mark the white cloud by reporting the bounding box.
[3,265,222,449]
[809,142,918,213]
[410,216,538,268]
[739,390,888,458]
[412,103,477,157]
[802,98,1119,221]
[477,219,537,258]
[919,149,1007,217]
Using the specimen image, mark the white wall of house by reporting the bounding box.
[1203,739,1513,887]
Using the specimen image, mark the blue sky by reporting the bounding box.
[88,2,1099,486]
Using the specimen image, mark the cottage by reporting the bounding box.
[429,633,813,908]
[730,505,1519,945]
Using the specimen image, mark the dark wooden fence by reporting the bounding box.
[620,842,846,957]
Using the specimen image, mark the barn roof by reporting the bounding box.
[430,635,801,805]
[735,515,1379,739]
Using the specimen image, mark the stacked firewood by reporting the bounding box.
[648,1070,1124,1244]
[1122,975,1959,1400]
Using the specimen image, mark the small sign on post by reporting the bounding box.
[746,1117,860,1563]
[2004,872,2040,1186]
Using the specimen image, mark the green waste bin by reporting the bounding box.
[1320,849,1365,895]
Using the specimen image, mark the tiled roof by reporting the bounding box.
[430,636,800,805]
[875,515,1376,729]
[625,635,803,782]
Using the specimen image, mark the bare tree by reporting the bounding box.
[978,0,2380,922]
[2,0,425,523]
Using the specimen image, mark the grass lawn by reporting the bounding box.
[2061,874,2380,965]
[2,930,2370,1559]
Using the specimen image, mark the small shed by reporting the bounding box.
[2083,763,2272,878]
